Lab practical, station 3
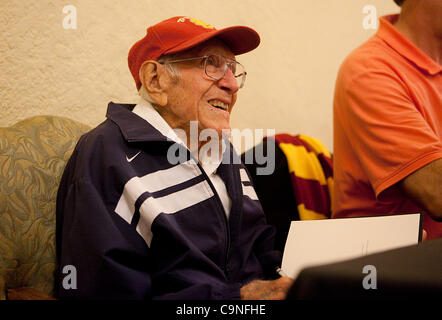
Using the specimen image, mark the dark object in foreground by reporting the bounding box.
[287,237,442,300]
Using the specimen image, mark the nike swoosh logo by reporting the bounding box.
[126,151,141,163]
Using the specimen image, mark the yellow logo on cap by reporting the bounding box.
[177,17,215,30]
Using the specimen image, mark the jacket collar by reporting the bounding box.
[106,102,169,143]
[106,101,231,175]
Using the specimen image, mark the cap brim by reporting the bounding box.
[164,25,260,56]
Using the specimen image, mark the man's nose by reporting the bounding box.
[218,68,239,93]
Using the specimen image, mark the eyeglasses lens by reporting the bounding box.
[205,55,245,88]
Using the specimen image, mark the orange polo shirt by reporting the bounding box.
[333,15,442,239]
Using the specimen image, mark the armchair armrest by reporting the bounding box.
[7,287,56,300]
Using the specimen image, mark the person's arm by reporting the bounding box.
[335,57,442,213]
[56,178,153,299]
[398,158,442,221]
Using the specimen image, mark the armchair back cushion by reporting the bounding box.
[0,116,90,298]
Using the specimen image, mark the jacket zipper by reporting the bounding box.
[192,156,231,278]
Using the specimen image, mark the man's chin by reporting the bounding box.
[211,126,231,140]
[200,122,231,139]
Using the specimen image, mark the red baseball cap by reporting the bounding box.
[128,16,260,90]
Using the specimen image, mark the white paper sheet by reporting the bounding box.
[281,213,422,279]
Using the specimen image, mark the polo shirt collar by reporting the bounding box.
[377,14,442,75]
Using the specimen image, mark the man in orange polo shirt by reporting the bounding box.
[333,0,442,239]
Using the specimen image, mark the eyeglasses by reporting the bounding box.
[160,54,247,89]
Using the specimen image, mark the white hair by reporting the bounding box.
[138,54,182,105]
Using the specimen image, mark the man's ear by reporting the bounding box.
[139,60,168,106]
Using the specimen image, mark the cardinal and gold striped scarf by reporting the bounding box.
[271,134,333,220]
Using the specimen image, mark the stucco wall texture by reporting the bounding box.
[1,0,399,152]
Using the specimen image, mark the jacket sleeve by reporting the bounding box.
[240,164,283,280]
[254,224,283,280]
[56,177,152,299]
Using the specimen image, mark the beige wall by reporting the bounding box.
[0,0,400,152]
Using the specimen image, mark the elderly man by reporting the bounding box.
[55,16,293,300]
[333,0,442,239]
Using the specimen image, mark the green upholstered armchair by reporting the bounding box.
[0,116,90,299]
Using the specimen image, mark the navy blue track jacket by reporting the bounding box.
[55,102,281,300]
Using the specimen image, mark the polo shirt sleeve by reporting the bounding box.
[335,58,442,197]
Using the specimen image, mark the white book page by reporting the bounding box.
[281,213,421,279]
